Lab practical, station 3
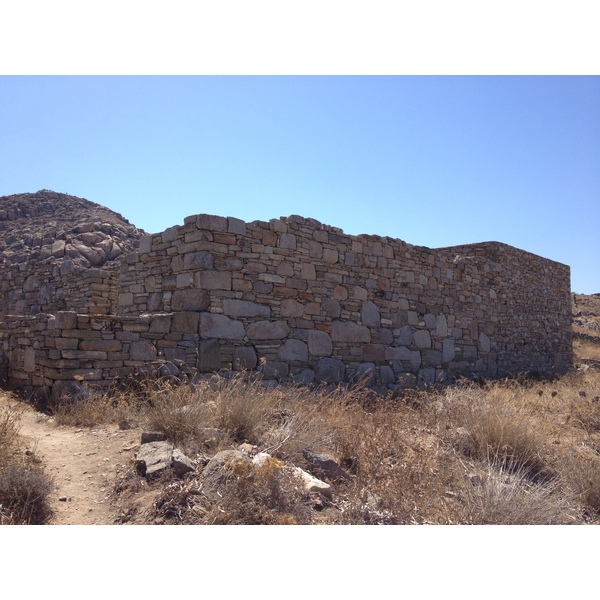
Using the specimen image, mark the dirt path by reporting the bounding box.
[1,394,143,525]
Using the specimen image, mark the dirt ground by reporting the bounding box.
[1,393,144,525]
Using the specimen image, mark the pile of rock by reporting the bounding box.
[0,190,144,270]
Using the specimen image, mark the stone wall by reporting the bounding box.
[0,261,119,318]
[0,311,199,400]
[0,212,573,399]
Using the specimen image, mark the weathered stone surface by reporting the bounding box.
[361,301,380,326]
[290,466,332,498]
[200,313,245,339]
[223,299,270,318]
[130,339,157,360]
[321,298,341,318]
[308,330,333,356]
[201,450,250,501]
[136,441,174,477]
[197,339,221,372]
[332,321,370,343]
[479,332,491,352]
[278,339,308,362]
[171,289,210,312]
[292,368,315,384]
[171,448,196,477]
[246,320,289,340]
[172,311,200,333]
[261,360,289,379]
[196,270,232,290]
[315,357,345,382]
[303,449,348,482]
[183,250,214,270]
[233,346,258,370]
[443,339,455,362]
[414,329,432,349]
[280,299,304,318]
[55,311,78,329]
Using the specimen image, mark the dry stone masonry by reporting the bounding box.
[1,210,573,400]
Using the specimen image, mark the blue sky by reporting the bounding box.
[1,75,598,293]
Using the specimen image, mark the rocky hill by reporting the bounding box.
[0,190,144,270]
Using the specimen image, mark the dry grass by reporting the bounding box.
[35,368,600,525]
[0,399,54,525]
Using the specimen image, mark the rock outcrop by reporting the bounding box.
[0,190,144,270]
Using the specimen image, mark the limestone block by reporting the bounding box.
[363,344,385,363]
[414,330,432,349]
[315,357,346,383]
[161,226,180,243]
[292,369,315,384]
[233,346,258,370]
[281,299,304,318]
[227,217,246,235]
[259,273,286,284]
[55,311,78,329]
[323,248,338,264]
[361,301,381,326]
[183,251,214,271]
[23,347,36,372]
[424,313,437,329]
[139,235,153,253]
[197,214,227,232]
[395,325,413,346]
[463,345,478,360]
[261,360,289,379]
[279,233,297,250]
[301,263,316,280]
[332,321,370,343]
[197,339,221,372]
[479,332,491,353]
[308,330,333,356]
[223,299,270,318]
[422,350,443,367]
[118,292,134,307]
[278,339,308,362]
[200,313,245,340]
[150,314,172,333]
[308,241,322,258]
[79,339,122,352]
[442,339,455,362]
[172,311,200,333]
[276,262,294,277]
[321,298,341,318]
[353,362,376,384]
[196,270,232,290]
[247,320,290,340]
[130,340,157,361]
[436,314,448,337]
[171,289,210,312]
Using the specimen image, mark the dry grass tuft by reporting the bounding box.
[0,400,54,525]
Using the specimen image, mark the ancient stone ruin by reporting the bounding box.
[0,195,573,400]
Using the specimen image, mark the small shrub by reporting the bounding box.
[463,460,576,525]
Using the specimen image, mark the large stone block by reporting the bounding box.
[278,339,308,362]
[308,330,333,356]
[55,311,78,329]
[130,340,157,361]
[332,321,370,343]
[233,346,258,370]
[183,251,214,270]
[315,357,345,383]
[281,299,304,318]
[246,320,290,340]
[361,301,381,326]
[321,298,341,318]
[223,299,270,318]
[200,313,245,340]
[196,271,232,290]
[197,339,221,372]
[171,289,210,312]
[413,330,431,349]
[172,311,200,333]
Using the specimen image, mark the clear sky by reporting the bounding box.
[1,75,598,293]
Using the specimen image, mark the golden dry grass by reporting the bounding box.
[39,368,600,524]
